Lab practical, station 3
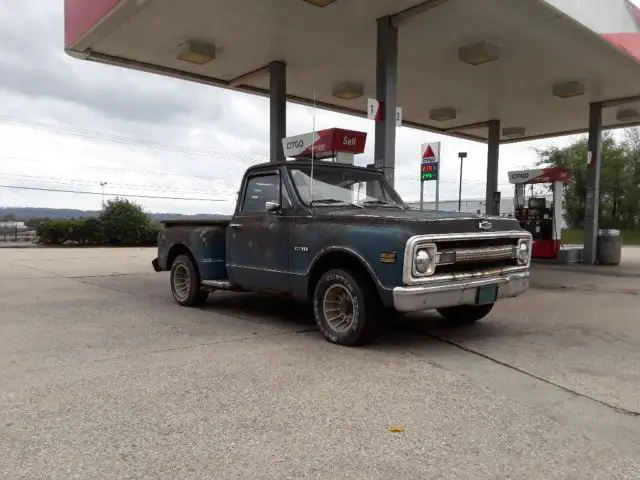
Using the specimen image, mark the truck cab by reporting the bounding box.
[153,160,532,346]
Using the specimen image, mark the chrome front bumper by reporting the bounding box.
[392,271,530,313]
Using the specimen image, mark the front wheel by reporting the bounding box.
[436,303,494,325]
[170,254,209,307]
[313,268,381,346]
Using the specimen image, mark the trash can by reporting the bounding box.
[596,229,623,266]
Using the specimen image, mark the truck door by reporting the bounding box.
[226,170,292,292]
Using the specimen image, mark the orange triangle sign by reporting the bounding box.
[423,145,436,159]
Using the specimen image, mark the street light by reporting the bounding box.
[100,182,108,208]
[457,152,467,212]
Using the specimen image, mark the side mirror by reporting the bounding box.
[265,201,281,212]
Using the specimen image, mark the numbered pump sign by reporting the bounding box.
[420,142,441,182]
[367,98,402,126]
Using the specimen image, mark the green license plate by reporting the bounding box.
[476,285,498,305]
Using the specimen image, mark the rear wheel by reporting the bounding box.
[313,268,381,346]
[436,303,494,325]
[170,254,209,306]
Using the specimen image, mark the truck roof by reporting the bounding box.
[246,160,377,173]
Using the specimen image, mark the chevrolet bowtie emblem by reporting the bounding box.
[478,220,492,230]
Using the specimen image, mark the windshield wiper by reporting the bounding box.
[361,200,404,209]
[310,198,363,208]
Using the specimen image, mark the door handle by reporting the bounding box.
[229,223,244,229]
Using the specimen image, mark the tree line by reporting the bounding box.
[537,128,640,230]
[36,198,159,246]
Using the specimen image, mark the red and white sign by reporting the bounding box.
[507,167,572,184]
[421,142,441,163]
[367,98,403,126]
[282,128,367,159]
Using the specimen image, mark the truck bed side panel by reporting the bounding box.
[158,224,228,280]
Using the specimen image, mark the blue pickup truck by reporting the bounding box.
[152,160,532,346]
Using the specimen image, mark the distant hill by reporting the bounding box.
[0,207,228,221]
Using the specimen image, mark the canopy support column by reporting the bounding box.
[485,119,500,215]
[374,16,398,186]
[583,102,603,265]
[269,61,286,163]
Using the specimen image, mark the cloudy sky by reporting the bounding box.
[0,1,630,215]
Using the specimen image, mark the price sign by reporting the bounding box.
[421,161,439,181]
[420,142,440,182]
[419,141,442,210]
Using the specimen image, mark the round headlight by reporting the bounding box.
[415,249,431,273]
[517,242,529,264]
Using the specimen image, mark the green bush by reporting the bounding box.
[37,218,101,245]
[100,198,153,245]
[37,219,72,245]
[37,199,159,246]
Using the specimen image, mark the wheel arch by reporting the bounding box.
[167,243,197,272]
[306,248,382,301]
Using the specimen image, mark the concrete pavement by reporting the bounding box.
[1,247,639,479]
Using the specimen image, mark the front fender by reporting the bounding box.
[307,245,384,287]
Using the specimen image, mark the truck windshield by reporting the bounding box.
[288,164,407,209]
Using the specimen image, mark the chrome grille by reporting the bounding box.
[402,230,531,286]
[434,236,520,274]
[437,245,517,265]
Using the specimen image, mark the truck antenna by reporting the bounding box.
[309,88,316,207]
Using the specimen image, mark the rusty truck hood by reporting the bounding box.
[312,207,523,235]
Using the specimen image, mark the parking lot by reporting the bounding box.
[1,247,639,478]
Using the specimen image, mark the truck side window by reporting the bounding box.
[241,174,291,213]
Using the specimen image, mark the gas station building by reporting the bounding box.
[64,0,640,264]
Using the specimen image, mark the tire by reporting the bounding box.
[170,254,209,307]
[313,268,381,346]
[436,303,494,325]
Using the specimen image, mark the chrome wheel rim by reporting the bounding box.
[322,284,356,333]
[173,264,190,301]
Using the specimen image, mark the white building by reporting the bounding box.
[0,221,27,230]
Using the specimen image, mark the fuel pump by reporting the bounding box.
[507,167,571,260]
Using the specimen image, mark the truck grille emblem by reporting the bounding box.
[478,220,492,230]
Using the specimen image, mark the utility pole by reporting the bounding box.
[100,182,108,209]
[457,152,467,212]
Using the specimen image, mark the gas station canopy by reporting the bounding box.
[65,0,640,144]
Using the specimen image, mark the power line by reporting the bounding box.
[1,155,243,183]
[0,172,231,195]
[0,115,269,164]
[0,184,226,202]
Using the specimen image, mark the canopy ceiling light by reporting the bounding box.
[429,107,457,122]
[177,40,216,65]
[302,0,339,6]
[502,126,526,138]
[616,108,640,122]
[458,41,500,66]
[332,82,363,100]
[552,80,585,99]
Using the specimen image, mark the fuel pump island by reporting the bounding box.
[507,167,571,260]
